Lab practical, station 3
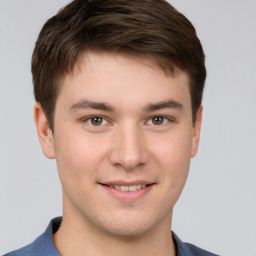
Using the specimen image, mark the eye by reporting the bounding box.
[83,116,108,126]
[147,116,170,126]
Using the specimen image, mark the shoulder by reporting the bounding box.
[3,217,62,256]
[173,232,220,256]
[3,233,58,256]
[184,243,220,256]
[3,242,37,256]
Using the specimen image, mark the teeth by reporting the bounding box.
[136,184,142,190]
[110,184,147,191]
[129,185,137,191]
[121,185,128,191]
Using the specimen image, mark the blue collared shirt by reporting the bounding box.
[4,217,219,256]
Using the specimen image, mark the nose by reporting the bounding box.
[109,124,150,171]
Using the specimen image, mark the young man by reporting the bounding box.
[5,0,218,255]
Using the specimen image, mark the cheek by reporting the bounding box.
[53,130,107,187]
[150,130,192,196]
[151,129,193,167]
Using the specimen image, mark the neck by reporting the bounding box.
[53,212,176,256]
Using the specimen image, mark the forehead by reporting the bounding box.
[57,52,191,112]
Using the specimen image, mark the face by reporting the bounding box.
[34,52,202,238]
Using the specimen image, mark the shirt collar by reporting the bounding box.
[172,231,194,256]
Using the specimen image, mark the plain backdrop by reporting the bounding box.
[0,1,255,255]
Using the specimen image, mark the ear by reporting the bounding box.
[34,103,56,159]
[191,105,203,158]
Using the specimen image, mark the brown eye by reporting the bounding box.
[90,117,103,126]
[152,116,164,125]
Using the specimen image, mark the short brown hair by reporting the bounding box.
[32,0,206,130]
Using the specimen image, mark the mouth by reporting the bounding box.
[101,184,148,192]
[98,181,155,201]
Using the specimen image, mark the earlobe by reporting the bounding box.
[33,103,56,159]
[191,105,203,158]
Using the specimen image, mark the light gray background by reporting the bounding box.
[0,1,255,255]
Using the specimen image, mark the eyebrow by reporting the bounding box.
[143,100,183,112]
[69,100,115,112]
[68,99,183,113]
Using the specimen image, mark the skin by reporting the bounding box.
[34,52,202,256]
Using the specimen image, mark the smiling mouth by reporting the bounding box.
[100,183,153,192]
[99,182,155,201]
[109,184,146,191]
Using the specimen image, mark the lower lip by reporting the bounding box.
[101,184,154,201]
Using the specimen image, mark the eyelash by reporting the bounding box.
[82,115,174,127]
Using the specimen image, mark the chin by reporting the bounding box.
[105,224,150,239]
[96,212,160,239]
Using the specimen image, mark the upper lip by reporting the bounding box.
[99,180,155,186]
